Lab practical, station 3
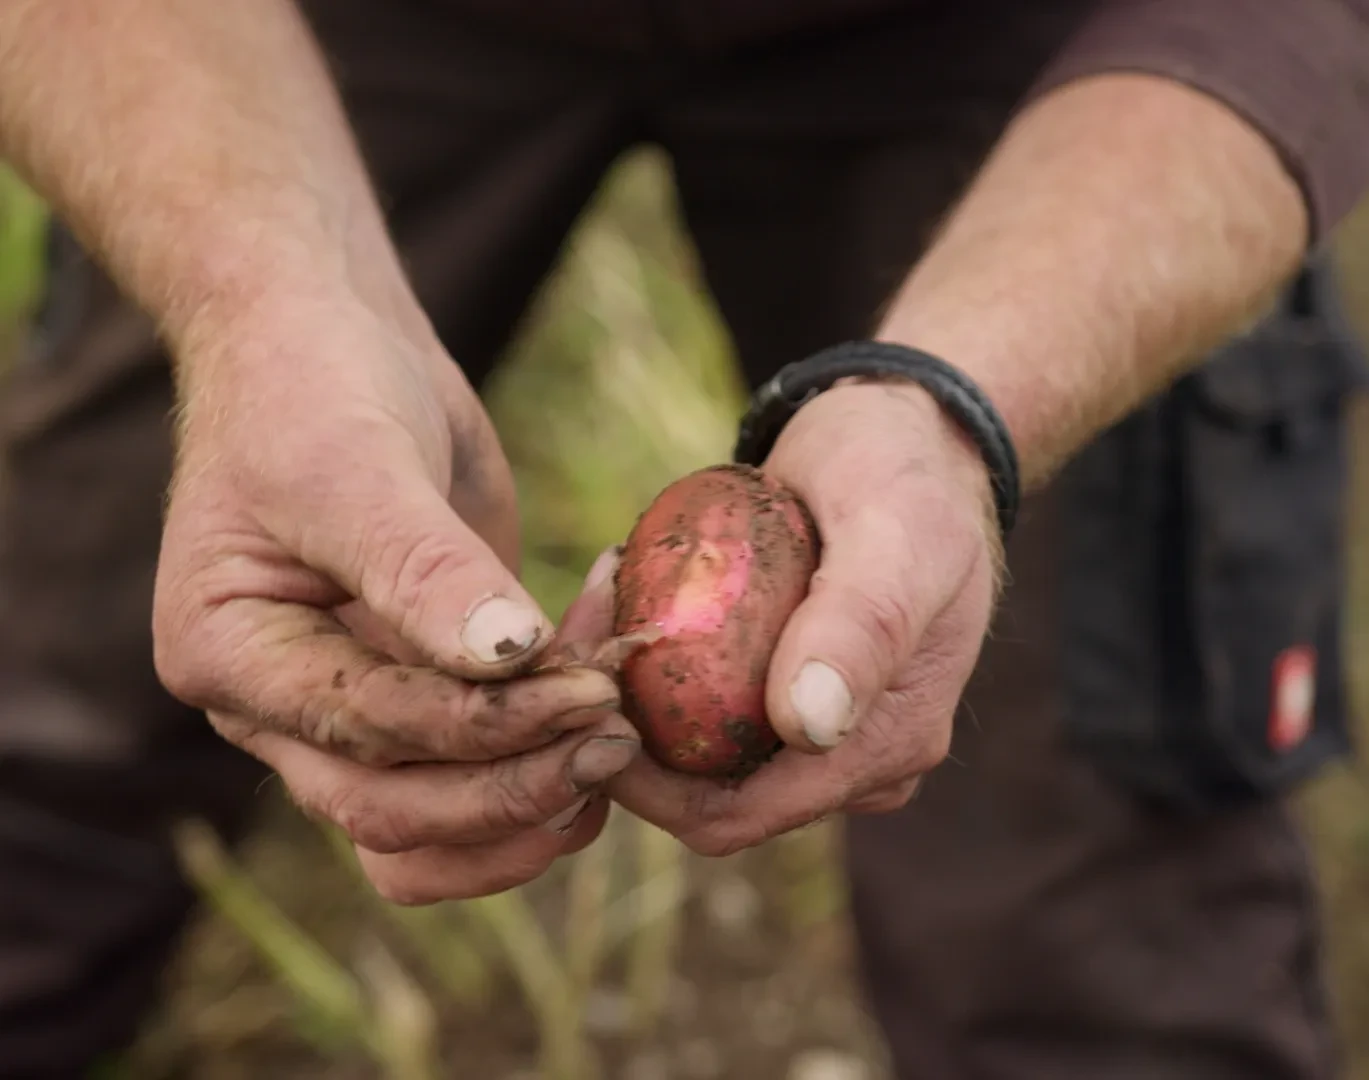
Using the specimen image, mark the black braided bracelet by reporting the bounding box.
[732,340,1021,539]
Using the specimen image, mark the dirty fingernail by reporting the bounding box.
[790,661,855,748]
[544,797,591,834]
[568,735,640,791]
[583,546,623,593]
[462,595,545,664]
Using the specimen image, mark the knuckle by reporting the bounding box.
[294,695,381,761]
[854,778,921,814]
[683,823,762,859]
[852,582,917,665]
[204,710,257,752]
[922,723,953,770]
[152,613,219,708]
[153,644,203,707]
[478,762,556,835]
[882,793,913,813]
[449,683,517,757]
[904,702,955,773]
[868,693,953,775]
[679,775,735,825]
[468,853,557,899]
[329,786,421,855]
[890,779,924,809]
[371,871,442,908]
[372,849,555,906]
[372,528,478,624]
[297,698,357,750]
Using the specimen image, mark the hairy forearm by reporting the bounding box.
[877,72,1308,490]
[0,0,425,364]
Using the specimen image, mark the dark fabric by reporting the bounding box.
[0,4,1339,1076]
[845,485,1339,1080]
[1027,0,1369,242]
[1056,258,1364,816]
[442,0,1369,242]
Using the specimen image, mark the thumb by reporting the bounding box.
[758,380,995,754]
[764,500,946,753]
[291,465,553,680]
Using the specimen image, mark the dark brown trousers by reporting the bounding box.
[0,3,1336,1076]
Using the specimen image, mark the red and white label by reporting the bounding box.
[1268,645,1317,753]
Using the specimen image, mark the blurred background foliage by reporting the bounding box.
[1,151,1368,1079]
[0,164,46,369]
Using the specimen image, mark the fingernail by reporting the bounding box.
[790,661,855,748]
[545,797,591,834]
[568,735,640,791]
[462,595,545,664]
[584,546,623,593]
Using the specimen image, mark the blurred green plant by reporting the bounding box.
[0,164,48,374]
[176,820,442,1080]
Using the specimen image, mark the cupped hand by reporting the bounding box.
[589,379,999,857]
[153,297,638,903]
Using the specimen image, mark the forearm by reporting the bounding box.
[876,72,1308,490]
[0,0,427,366]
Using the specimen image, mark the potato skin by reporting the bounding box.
[613,464,820,778]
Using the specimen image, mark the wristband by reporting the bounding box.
[732,340,1021,538]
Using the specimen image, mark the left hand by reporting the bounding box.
[575,379,1002,857]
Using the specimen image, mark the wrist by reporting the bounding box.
[836,376,1002,561]
[178,229,429,345]
[165,227,441,396]
[165,275,458,470]
[870,76,1306,492]
[735,341,1019,542]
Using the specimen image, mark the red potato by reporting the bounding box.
[613,464,821,779]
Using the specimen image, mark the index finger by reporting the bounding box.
[554,546,621,646]
[164,596,622,766]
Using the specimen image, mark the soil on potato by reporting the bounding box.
[123,799,894,1080]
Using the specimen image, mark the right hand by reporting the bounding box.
[153,296,639,904]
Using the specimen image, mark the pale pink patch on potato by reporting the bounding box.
[656,535,754,637]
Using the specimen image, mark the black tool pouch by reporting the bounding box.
[1059,257,1366,816]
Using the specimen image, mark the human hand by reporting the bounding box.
[153,297,638,903]
[590,380,999,856]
